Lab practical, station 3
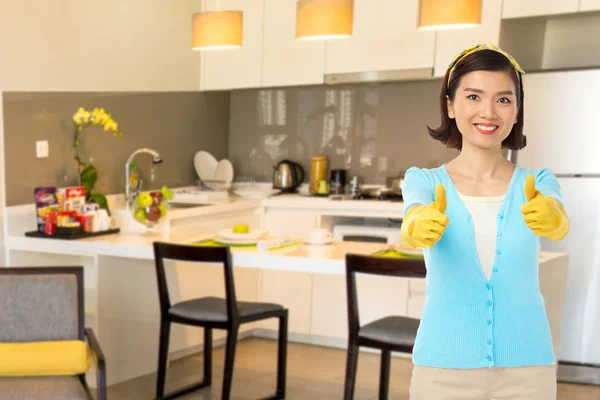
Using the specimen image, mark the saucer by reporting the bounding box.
[304,238,333,246]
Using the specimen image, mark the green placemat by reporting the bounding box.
[189,239,257,248]
[372,248,424,259]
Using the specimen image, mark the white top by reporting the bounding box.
[457,192,506,280]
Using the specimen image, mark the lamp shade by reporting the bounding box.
[192,11,243,50]
[296,0,354,40]
[418,0,482,30]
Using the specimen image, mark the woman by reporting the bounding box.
[400,44,570,399]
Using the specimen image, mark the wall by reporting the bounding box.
[3,92,229,206]
[0,0,201,90]
[228,79,459,184]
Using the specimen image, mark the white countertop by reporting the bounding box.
[4,192,566,275]
[5,228,567,276]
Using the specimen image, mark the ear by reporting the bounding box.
[446,95,455,119]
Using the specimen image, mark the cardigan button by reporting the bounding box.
[496,249,502,255]
[486,283,491,290]
[487,355,493,361]
[487,319,493,325]
[487,339,493,345]
[499,213,504,219]
[493,268,498,273]
[487,301,493,307]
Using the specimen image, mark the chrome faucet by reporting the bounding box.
[125,148,163,206]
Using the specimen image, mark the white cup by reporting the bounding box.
[97,209,110,231]
[309,228,332,243]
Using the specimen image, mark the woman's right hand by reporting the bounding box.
[401,184,450,248]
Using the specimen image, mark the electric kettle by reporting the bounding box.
[273,160,305,193]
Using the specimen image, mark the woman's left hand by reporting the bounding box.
[521,175,570,241]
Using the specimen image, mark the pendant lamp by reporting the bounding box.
[296,0,354,41]
[417,0,482,30]
[192,10,243,50]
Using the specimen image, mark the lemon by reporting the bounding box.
[233,224,249,234]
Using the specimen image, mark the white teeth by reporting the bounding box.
[476,124,497,131]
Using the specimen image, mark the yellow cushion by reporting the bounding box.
[0,341,91,376]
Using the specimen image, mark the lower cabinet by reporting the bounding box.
[259,269,313,334]
[310,274,412,340]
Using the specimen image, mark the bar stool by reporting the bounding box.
[344,253,426,400]
[153,242,288,400]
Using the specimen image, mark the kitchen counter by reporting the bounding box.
[2,197,569,387]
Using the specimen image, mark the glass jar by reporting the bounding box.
[310,156,328,195]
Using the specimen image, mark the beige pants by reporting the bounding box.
[409,364,557,400]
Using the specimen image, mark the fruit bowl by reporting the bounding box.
[130,187,172,233]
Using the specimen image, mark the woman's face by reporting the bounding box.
[447,70,519,151]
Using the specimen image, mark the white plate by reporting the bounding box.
[304,238,334,246]
[194,151,218,181]
[214,159,234,182]
[233,188,281,199]
[217,228,267,241]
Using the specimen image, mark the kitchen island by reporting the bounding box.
[3,195,569,386]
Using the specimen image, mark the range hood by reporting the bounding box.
[324,67,433,85]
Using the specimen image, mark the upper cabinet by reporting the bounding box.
[261,0,325,88]
[502,0,579,19]
[325,0,435,74]
[433,0,502,78]
[200,0,264,91]
[580,0,600,12]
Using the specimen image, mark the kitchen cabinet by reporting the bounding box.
[325,0,436,75]
[264,209,319,238]
[262,0,326,87]
[259,270,312,334]
[502,0,579,19]
[310,274,410,340]
[200,0,264,91]
[433,0,503,78]
[580,0,600,12]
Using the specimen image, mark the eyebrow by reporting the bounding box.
[464,88,515,96]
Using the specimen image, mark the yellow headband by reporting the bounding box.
[446,44,525,88]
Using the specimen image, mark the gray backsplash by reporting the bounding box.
[228,79,459,185]
[4,92,230,206]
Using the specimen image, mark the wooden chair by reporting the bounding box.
[153,242,288,400]
[344,253,426,400]
[0,266,106,400]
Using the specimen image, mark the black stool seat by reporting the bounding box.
[153,242,288,400]
[170,296,284,322]
[359,316,419,349]
[344,254,427,400]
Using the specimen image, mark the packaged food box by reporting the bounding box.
[34,187,60,233]
[58,186,86,212]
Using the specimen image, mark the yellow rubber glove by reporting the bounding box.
[401,184,450,248]
[521,174,570,241]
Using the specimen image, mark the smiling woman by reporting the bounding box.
[400,44,571,400]
[428,45,526,152]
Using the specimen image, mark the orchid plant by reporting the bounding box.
[72,107,124,213]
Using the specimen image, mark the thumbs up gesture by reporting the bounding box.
[521,175,570,240]
[401,184,450,248]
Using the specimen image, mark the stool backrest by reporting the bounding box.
[0,267,84,342]
[345,254,426,336]
[153,242,238,322]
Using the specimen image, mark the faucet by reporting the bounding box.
[125,148,163,207]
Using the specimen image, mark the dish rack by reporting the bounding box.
[169,180,232,204]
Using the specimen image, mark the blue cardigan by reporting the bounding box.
[402,164,563,369]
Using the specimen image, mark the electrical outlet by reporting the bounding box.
[36,140,49,158]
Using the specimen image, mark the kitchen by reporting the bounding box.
[0,0,599,399]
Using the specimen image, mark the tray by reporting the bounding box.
[25,227,120,240]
